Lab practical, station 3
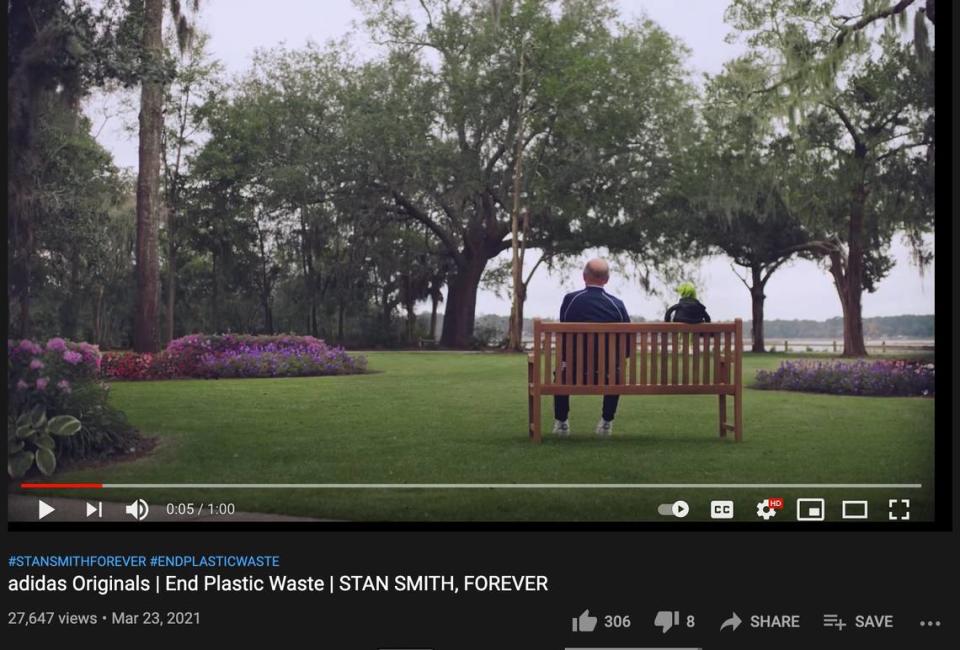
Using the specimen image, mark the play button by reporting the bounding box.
[38,500,55,520]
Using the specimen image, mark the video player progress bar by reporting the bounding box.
[21,482,922,489]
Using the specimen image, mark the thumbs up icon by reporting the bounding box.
[572,609,598,632]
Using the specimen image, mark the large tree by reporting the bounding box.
[726,0,935,356]
[133,0,200,352]
[670,58,815,353]
[356,0,693,347]
[8,0,90,338]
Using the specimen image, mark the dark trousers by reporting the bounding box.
[554,395,620,422]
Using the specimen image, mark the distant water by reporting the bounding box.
[763,338,934,352]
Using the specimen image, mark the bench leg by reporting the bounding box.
[734,388,743,443]
[531,392,542,443]
[528,389,534,437]
[718,394,727,438]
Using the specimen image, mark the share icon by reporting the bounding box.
[720,612,742,632]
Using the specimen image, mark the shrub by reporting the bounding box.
[101,351,177,380]
[8,406,82,477]
[7,338,139,472]
[754,360,935,397]
[100,334,367,380]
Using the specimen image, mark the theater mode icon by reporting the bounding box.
[842,500,869,519]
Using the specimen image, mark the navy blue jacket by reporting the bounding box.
[556,286,630,380]
[559,286,630,323]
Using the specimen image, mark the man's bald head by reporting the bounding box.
[583,258,610,286]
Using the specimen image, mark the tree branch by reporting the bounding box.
[392,190,466,268]
[730,263,752,290]
[825,102,864,150]
[523,252,548,287]
[835,0,917,47]
[760,254,791,285]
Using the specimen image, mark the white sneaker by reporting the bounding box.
[595,418,613,436]
[552,420,570,436]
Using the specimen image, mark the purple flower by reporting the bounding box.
[30,358,45,370]
[18,339,43,355]
[46,337,68,352]
[57,379,72,394]
[16,379,29,391]
[35,377,50,391]
[63,350,83,365]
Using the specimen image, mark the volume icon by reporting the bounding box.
[125,499,149,521]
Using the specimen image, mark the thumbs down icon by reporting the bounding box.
[572,609,598,632]
[654,610,679,633]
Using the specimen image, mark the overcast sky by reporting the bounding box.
[85,0,935,322]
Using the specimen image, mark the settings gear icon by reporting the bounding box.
[756,498,777,520]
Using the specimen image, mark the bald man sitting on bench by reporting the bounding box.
[552,258,631,437]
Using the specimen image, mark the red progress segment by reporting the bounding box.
[20,483,103,489]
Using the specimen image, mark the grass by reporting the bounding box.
[22,352,935,522]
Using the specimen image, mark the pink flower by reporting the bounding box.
[46,337,67,352]
[63,350,83,365]
[18,339,42,355]
[57,379,72,394]
[35,377,50,390]
[30,358,45,370]
[16,379,28,391]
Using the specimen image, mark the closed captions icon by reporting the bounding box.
[711,500,734,519]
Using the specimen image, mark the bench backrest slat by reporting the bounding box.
[692,333,700,385]
[531,320,743,393]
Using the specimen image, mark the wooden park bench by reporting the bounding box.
[527,319,744,443]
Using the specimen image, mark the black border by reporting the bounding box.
[4,1,956,534]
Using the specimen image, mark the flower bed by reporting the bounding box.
[754,359,935,397]
[101,334,367,381]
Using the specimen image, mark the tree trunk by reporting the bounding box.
[256,223,273,334]
[7,0,60,340]
[60,248,82,339]
[211,252,220,334]
[13,219,34,339]
[840,157,869,357]
[165,208,176,344]
[337,298,346,342]
[750,265,765,353]
[828,250,867,357]
[440,254,487,348]
[405,301,416,343]
[94,285,105,345]
[429,293,440,341]
[299,205,317,336]
[133,0,165,353]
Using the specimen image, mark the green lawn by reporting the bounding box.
[25,352,935,521]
